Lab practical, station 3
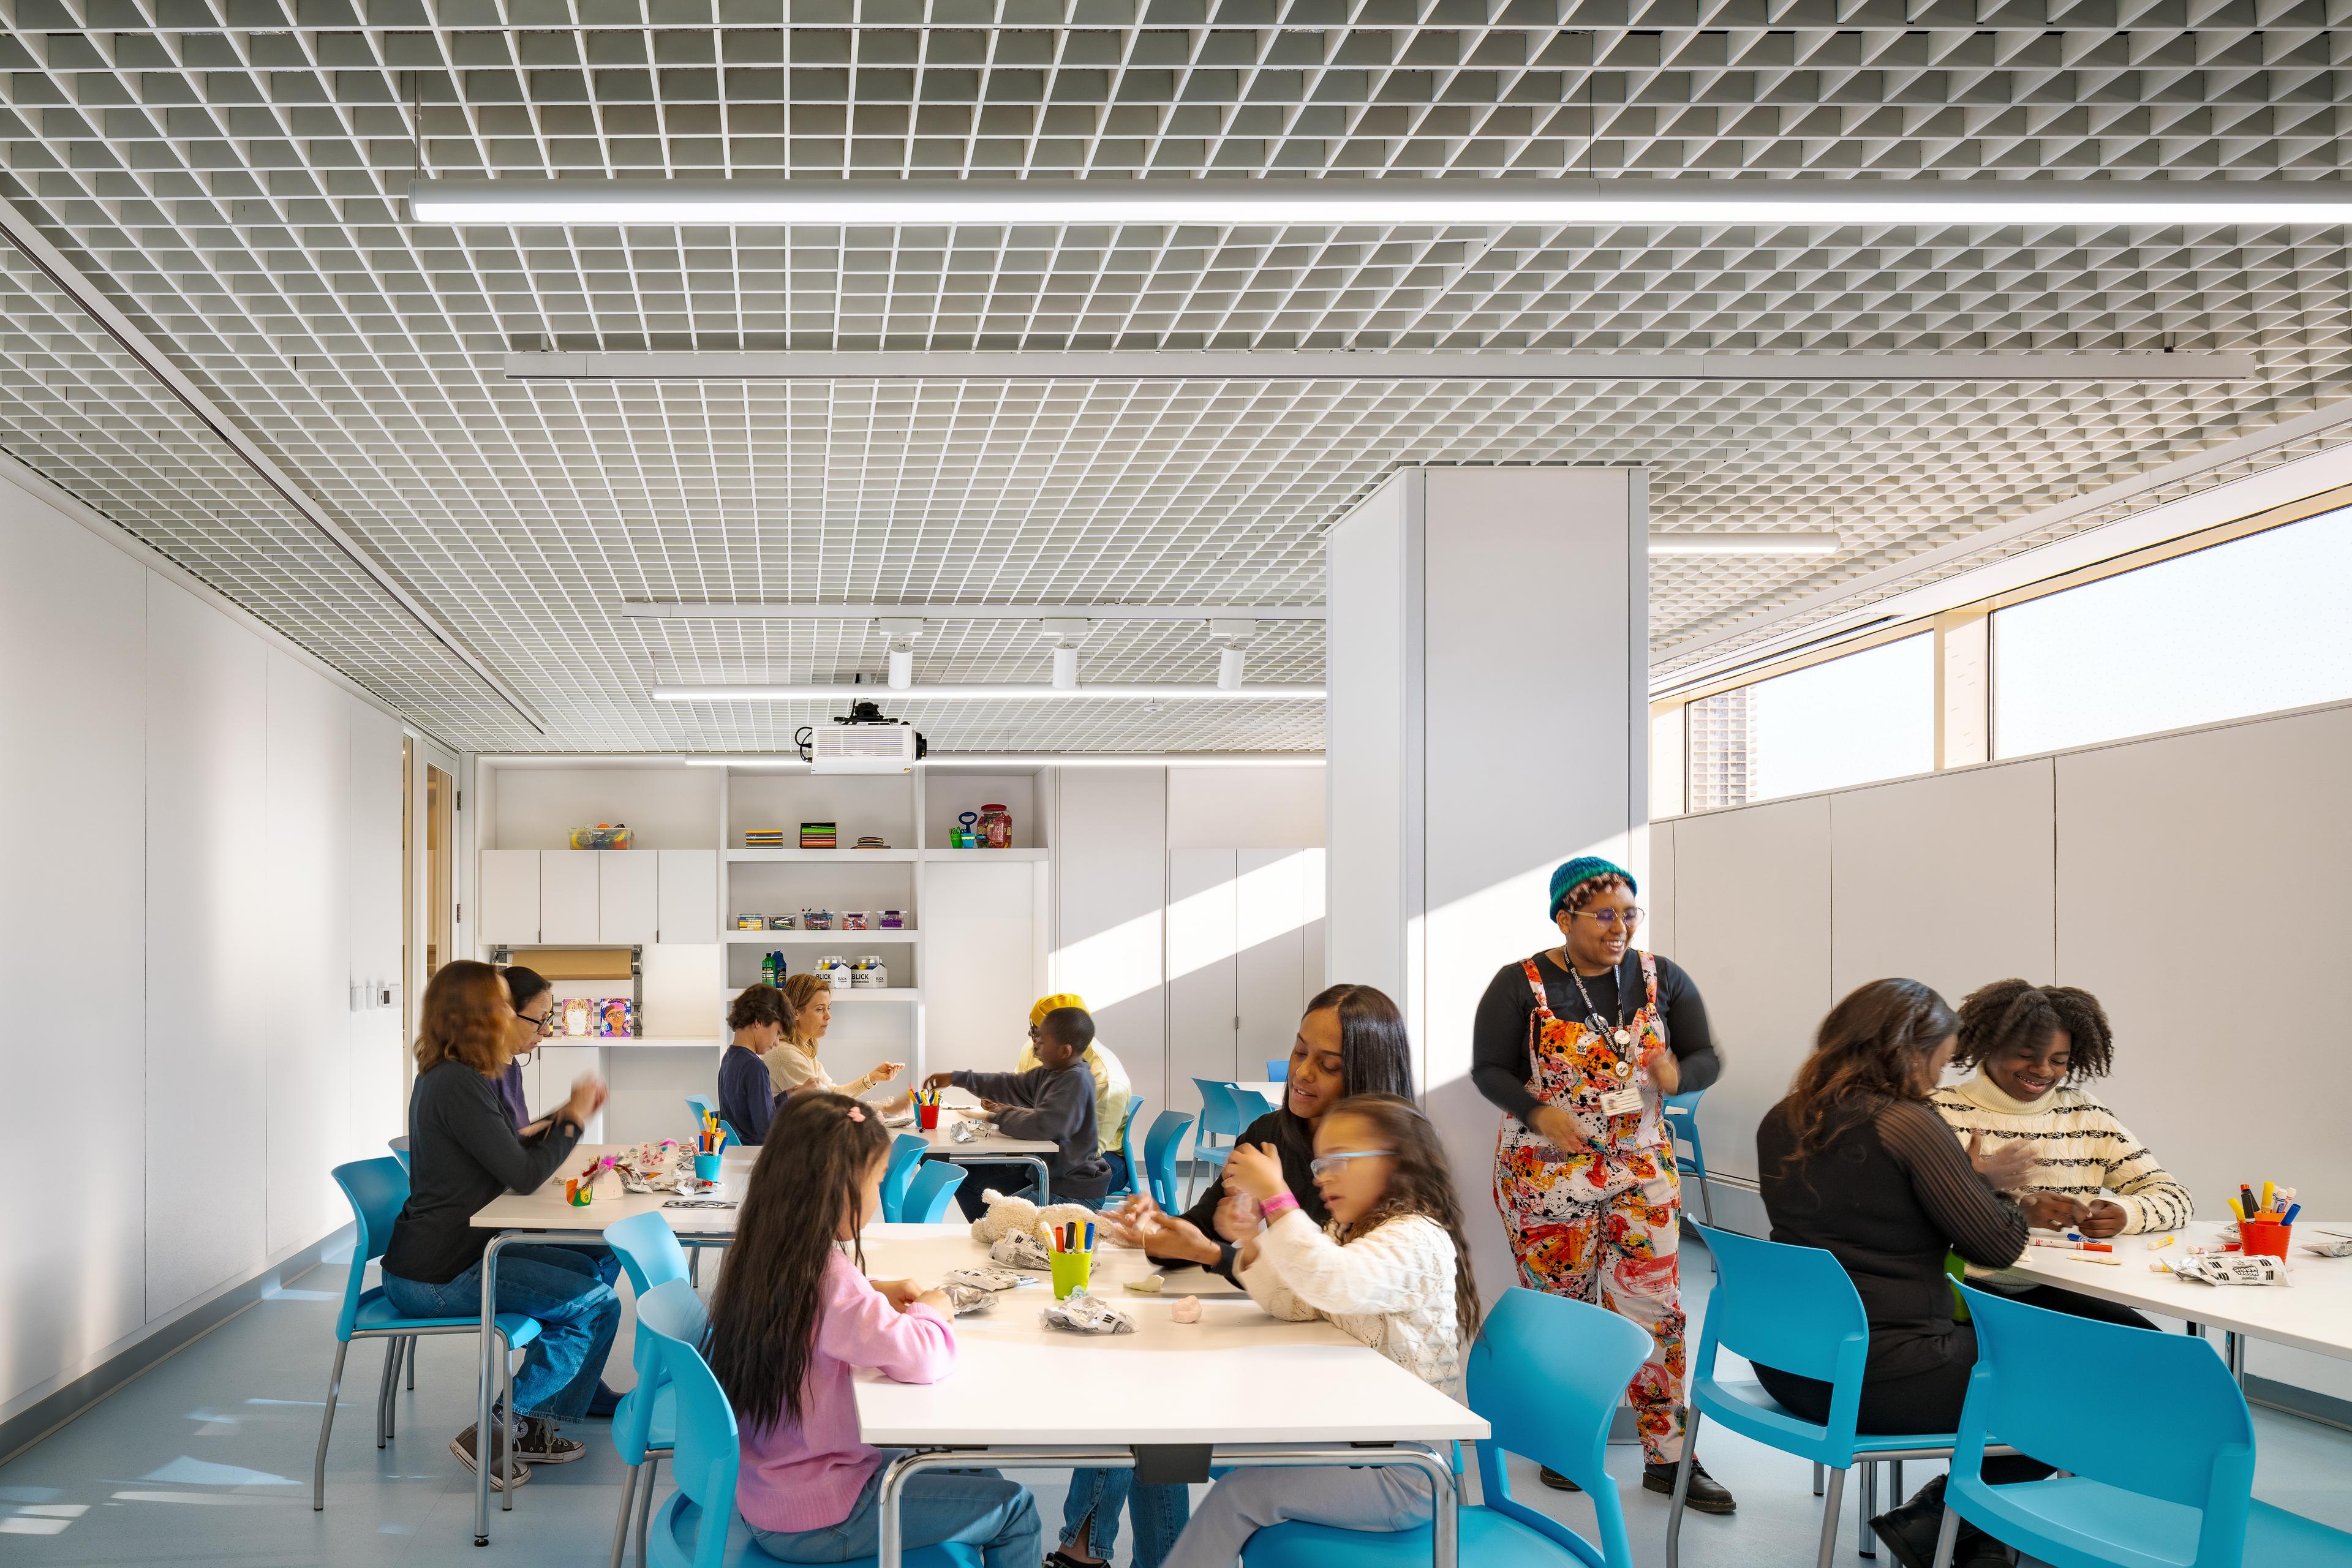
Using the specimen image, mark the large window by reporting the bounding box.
[1993,503,2352,758]
[1684,634,1935,809]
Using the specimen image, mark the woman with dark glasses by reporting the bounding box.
[1471,856,1733,1513]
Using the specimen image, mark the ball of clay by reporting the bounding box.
[1170,1295,1202,1324]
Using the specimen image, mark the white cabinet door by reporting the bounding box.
[478,850,542,945]
[656,849,719,944]
[597,850,659,943]
[539,851,600,944]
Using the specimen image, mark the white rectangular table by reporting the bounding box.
[2007,1219,2352,1371]
[902,1094,1061,1205]
[465,1144,756,1544]
[854,1224,1487,1568]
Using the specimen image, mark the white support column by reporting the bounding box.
[1935,606,1992,769]
[1325,467,1649,1305]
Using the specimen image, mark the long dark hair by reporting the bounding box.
[1327,1093,1482,1341]
[1781,978,1958,1161]
[1304,983,1415,1101]
[704,1093,889,1431]
[502,965,551,1016]
[1954,978,2114,1082]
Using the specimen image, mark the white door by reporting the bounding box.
[657,848,720,943]
[478,849,541,945]
[1167,848,1238,1120]
[597,850,659,943]
[540,852,600,944]
[1235,848,1312,1083]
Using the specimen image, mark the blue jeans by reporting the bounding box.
[750,1453,1039,1567]
[1061,1468,1189,1566]
[382,1243,621,1422]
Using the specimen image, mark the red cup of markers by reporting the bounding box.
[917,1104,941,1131]
[2242,1218,2290,1260]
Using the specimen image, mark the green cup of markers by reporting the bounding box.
[1048,1250,1093,1300]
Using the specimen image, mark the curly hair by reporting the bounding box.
[726,981,797,1036]
[1322,1093,1482,1344]
[1954,979,2115,1082]
[1779,978,1958,1162]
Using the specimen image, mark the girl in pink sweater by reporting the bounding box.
[705,1093,1041,1566]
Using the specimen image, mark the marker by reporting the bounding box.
[2283,1203,2303,1226]
[2029,1238,2113,1253]
[2262,1181,2277,1213]
[2240,1185,2260,1219]
[2227,1197,2247,1222]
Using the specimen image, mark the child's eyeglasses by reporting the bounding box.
[1309,1150,1393,1179]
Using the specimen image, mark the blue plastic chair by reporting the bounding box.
[1930,1286,2352,1568]
[1661,1089,1713,1226]
[386,1135,412,1171]
[880,1133,928,1222]
[902,1161,968,1224]
[1139,1111,1196,1212]
[1667,1225,2012,1568]
[603,1213,693,1568]
[1265,1058,1289,1082]
[1100,1097,1148,1202]
[1243,1287,1649,1568]
[633,1279,977,1568]
[1186,1079,1238,1203]
[685,1094,717,1128]
[312,1157,543,1510]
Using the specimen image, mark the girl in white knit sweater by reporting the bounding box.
[1148,1093,1478,1568]
[1932,979,2193,1245]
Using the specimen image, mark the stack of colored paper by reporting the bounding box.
[799,821,837,848]
[743,829,785,848]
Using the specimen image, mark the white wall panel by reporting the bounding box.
[1167,848,1237,1117]
[144,577,272,1317]
[1648,820,1677,961]
[1669,794,1833,1185]
[923,861,1041,1076]
[1167,767,1328,849]
[1324,474,1412,1003]
[2054,706,2352,1222]
[349,705,407,1162]
[1236,848,1313,1076]
[1054,769,1169,1122]
[1828,760,2054,1003]
[0,480,148,1415]
[264,651,352,1254]
[657,849,720,944]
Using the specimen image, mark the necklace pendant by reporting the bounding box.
[1612,1028,1633,1048]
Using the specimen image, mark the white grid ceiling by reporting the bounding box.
[2,0,2350,751]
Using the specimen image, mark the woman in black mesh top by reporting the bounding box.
[1756,979,2046,1568]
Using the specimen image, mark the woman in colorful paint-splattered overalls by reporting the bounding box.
[1471,857,1735,1513]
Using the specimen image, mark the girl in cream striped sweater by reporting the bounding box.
[1147,1094,1477,1568]
[1931,980,2192,1254]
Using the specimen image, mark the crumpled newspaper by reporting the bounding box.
[2301,1235,2352,1259]
[991,1232,1052,1270]
[941,1281,998,1316]
[1040,1289,1134,1335]
[943,1265,1028,1292]
[949,1117,993,1144]
[2175,1253,2291,1287]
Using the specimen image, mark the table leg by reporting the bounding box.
[475,1238,503,1545]
[944,1153,1054,1207]
[2226,1330,2246,1385]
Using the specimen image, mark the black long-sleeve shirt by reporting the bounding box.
[1757,1093,2030,1379]
[951,1064,1112,1200]
[1471,949,1720,1129]
[1134,1109,1328,1283]
[718,1044,779,1145]
[383,1061,582,1284]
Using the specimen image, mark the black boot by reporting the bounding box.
[1537,1466,1581,1491]
[1646,1457,1736,1513]
[1871,1475,2010,1568]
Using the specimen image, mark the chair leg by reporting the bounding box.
[499,1340,518,1513]
[689,1249,701,1286]
[1928,1503,1962,1568]
[404,1334,417,1391]
[1814,1467,1848,1568]
[374,1340,399,1449]
[1664,1409,1703,1568]
[312,1341,350,1512]
[1858,1460,1877,1557]
[1813,1461,1826,1497]
[636,1455,659,1568]
[1696,1169,1715,1225]
[608,1462,641,1568]
[1890,1460,1903,1504]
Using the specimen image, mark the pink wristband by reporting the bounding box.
[1258,1191,1303,1221]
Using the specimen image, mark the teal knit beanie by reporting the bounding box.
[1548,857,1635,921]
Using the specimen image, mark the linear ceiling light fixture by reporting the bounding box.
[650,684,1322,702]
[418,176,2352,230]
[1649,532,1842,556]
[682,753,1326,768]
[514,350,2252,384]
[617,601,1327,621]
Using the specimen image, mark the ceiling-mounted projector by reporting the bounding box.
[799,699,927,774]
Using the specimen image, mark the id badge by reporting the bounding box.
[1599,1085,1644,1117]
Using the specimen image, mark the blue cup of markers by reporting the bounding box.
[693,1153,723,1184]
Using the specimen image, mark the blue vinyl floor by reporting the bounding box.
[3,1237,2347,1566]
